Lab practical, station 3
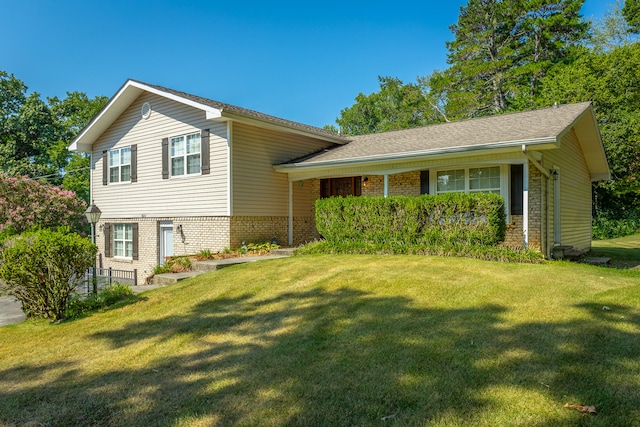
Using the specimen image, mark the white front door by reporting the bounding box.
[159,222,174,265]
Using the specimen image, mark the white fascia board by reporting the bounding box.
[275,137,558,172]
[69,80,223,153]
[217,111,349,144]
[69,82,142,152]
[127,81,223,121]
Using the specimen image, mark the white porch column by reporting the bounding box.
[384,174,389,197]
[288,181,293,246]
[523,161,529,247]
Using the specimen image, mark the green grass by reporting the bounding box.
[1,255,639,426]
[592,233,640,268]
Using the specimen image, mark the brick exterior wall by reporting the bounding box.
[361,172,422,197]
[527,164,543,251]
[229,216,287,248]
[504,215,524,247]
[96,214,322,285]
[96,216,231,285]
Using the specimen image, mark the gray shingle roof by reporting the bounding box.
[284,102,592,165]
[131,79,349,142]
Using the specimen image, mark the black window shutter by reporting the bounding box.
[511,164,524,215]
[104,223,112,258]
[201,129,210,175]
[132,223,139,260]
[420,170,430,195]
[162,138,169,179]
[130,144,137,182]
[102,150,108,185]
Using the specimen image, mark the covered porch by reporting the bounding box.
[277,150,554,257]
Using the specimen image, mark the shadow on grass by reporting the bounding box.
[1,288,639,425]
[589,246,640,269]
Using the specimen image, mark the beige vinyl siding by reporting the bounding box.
[92,93,229,218]
[232,123,335,216]
[544,129,593,251]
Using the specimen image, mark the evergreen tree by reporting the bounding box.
[437,0,588,119]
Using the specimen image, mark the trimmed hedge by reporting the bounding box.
[316,193,506,247]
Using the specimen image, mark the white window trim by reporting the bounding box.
[108,146,132,184]
[112,223,133,259]
[430,165,511,218]
[170,131,202,178]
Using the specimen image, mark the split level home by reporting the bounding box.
[70,79,610,284]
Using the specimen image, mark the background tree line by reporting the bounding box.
[0,70,107,203]
[333,0,640,235]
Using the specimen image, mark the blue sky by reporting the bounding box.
[2,0,611,128]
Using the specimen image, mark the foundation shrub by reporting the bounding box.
[316,193,506,247]
[307,193,538,262]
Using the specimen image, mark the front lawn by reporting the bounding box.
[591,233,640,269]
[0,255,639,426]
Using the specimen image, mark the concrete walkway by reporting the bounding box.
[0,296,27,327]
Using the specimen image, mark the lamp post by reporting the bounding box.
[84,201,102,294]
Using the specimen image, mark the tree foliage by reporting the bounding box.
[623,0,640,32]
[591,0,639,52]
[0,71,106,197]
[0,228,96,320]
[0,174,87,234]
[335,76,447,135]
[435,0,587,119]
[538,43,640,215]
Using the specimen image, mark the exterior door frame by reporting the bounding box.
[159,221,174,265]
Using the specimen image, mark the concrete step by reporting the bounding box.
[270,248,296,256]
[583,256,611,267]
[152,271,203,285]
[152,253,292,286]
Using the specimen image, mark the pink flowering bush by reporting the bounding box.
[0,174,87,235]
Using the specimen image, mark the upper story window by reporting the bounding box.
[170,132,201,177]
[437,166,501,195]
[109,147,131,183]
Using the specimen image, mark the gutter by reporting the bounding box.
[275,137,558,172]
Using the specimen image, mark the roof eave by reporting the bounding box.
[217,111,349,144]
[69,80,225,153]
[274,137,558,172]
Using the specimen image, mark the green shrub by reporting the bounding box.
[197,249,213,260]
[0,228,97,321]
[593,209,640,240]
[316,193,506,247]
[65,284,135,319]
[153,256,192,275]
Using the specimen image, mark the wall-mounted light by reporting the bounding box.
[297,181,304,188]
[176,224,186,243]
[363,176,369,187]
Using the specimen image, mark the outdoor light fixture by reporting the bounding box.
[363,176,369,187]
[84,201,102,226]
[84,201,102,294]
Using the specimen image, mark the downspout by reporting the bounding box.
[523,161,529,247]
[546,174,551,258]
[288,180,293,246]
[384,174,389,197]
